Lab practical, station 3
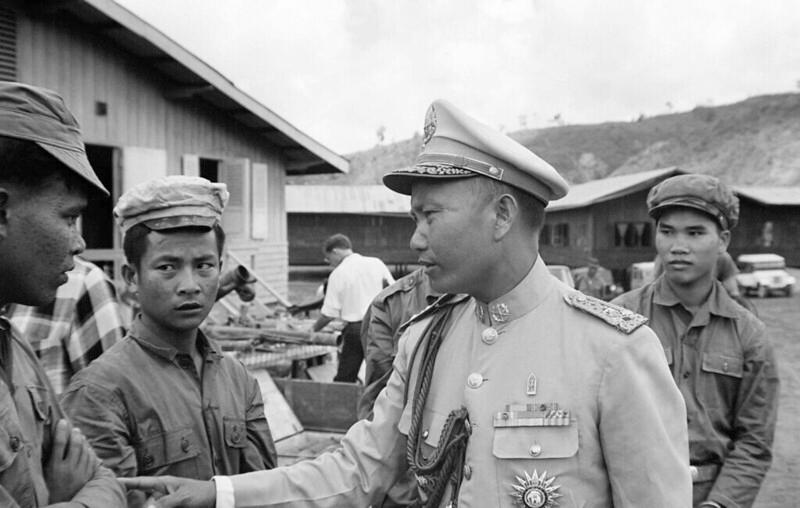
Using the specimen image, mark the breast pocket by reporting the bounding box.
[492,423,579,461]
[224,418,247,449]
[135,427,200,476]
[698,352,743,410]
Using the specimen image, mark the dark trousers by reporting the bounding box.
[334,321,363,383]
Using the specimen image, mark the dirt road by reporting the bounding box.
[752,269,800,507]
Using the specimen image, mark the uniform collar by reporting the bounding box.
[129,316,222,362]
[652,276,739,322]
[474,256,554,326]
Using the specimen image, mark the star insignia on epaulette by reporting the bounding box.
[563,293,647,334]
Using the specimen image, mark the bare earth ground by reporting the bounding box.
[287,270,800,504]
[751,268,800,507]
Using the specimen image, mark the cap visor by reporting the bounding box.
[143,215,218,231]
[37,142,109,196]
[383,171,477,195]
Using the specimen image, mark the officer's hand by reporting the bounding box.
[119,477,216,508]
[44,419,98,502]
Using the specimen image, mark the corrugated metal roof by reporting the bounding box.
[547,167,685,211]
[286,185,410,214]
[734,186,800,205]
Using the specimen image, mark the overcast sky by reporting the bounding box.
[116,0,800,155]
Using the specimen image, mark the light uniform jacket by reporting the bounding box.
[0,317,124,507]
[224,258,692,507]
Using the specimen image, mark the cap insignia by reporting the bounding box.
[510,470,562,507]
[422,103,437,147]
[563,293,647,334]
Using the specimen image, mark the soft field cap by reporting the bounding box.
[114,175,229,234]
[0,81,108,195]
[647,173,739,230]
[383,99,568,204]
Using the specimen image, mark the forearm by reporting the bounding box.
[312,315,334,332]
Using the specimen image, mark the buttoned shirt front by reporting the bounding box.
[614,277,778,508]
[321,253,394,323]
[61,317,276,479]
[222,258,691,507]
[6,257,126,394]
[0,317,124,507]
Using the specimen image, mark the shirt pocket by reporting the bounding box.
[223,418,247,448]
[492,423,579,460]
[135,427,200,475]
[698,352,744,410]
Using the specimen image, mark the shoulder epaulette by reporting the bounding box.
[398,293,470,334]
[563,292,648,334]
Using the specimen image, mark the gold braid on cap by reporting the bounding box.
[403,164,473,177]
[405,305,470,507]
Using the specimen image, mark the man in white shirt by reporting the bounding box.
[312,233,394,382]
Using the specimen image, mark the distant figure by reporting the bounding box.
[312,233,394,382]
[61,176,277,504]
[6,256,127,394]
[614,173,778,508]
[573,256,606,299]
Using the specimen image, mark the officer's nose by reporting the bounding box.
[409,224,427,252]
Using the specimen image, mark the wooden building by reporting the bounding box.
[541,167,685,286]
[286,185,413,268]
[1,0,348,299]
[730,187,800,267]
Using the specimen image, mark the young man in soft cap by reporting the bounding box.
[613,173,778,508]
[122,100,691,507]
[61,176,276,501]
[0,81,125,506]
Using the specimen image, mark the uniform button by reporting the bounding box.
[529,443,542,457]
[9,436,20,452]
[722,361,729,372]
[422,429,429,439]
[467,372,484,389]
[683,371,691,379]
[181,437,190,453]
[143,453,154,467]
[462,464,472,480]
[481,327,498,345]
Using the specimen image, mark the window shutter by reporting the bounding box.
[0,7,16,82]
[251,162,268,239]
[219,158,250,236]
[181,154,200,176]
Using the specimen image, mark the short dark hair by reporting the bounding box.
[471,178,546,231]
[123,223,227,268]
[323,233,352,253]
[0,135,87,193]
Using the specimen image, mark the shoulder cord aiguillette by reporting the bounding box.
[405,306,471,507]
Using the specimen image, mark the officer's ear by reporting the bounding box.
[493,193,518,240]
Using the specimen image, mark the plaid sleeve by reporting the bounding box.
[66,263,127,376]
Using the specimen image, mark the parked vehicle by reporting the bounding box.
[629,261,656,290]
[735,253,795,297]
[548,265,575,288]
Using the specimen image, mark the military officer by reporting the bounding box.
[613,174,778,508]
[122,99,691,507]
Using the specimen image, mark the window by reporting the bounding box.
[614,222,652,247]
[0,7,16,82]
[540,224,551,245]
[553,223,570,247]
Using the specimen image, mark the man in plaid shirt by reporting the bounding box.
[5,256,126,394]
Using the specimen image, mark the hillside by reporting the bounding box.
[290,92,800,186]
